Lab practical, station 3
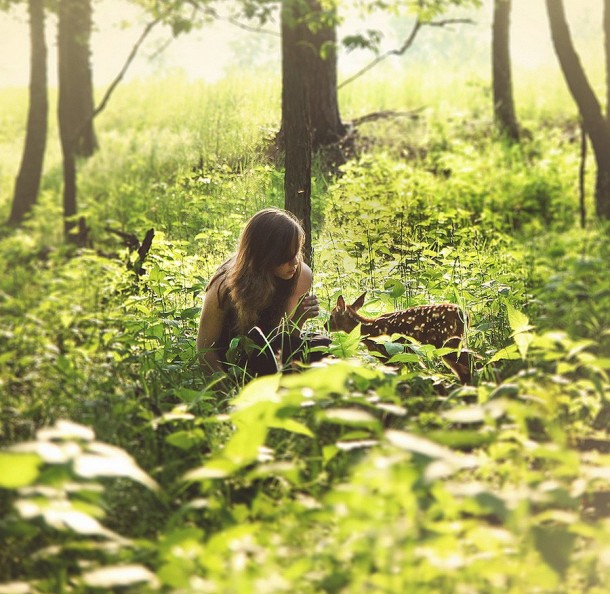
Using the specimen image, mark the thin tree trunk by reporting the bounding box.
[605,0,610,118]
[58,0,97,158]
[282,0,312,265]
[8,0,47,225]
[492,0,519,141]
[62,151,78,240]
[579,120,587,228]
[57,0,97,243]
[547,0,610,219]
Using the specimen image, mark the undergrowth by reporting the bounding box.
[0,72,609,593]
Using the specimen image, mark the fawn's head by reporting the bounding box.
[328,292,367,332]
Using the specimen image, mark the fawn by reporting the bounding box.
[329,293,471,383]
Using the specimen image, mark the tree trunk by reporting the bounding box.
[57,0,97,242]
[492,0,519,141]
[282,0,312,265]
[8,0,48,225]
[57,0,97,158]
[279,0,345,152]
[303,0,346,148]
[61,150,78,240]
[605,0,610,118]
[547,0,610,219]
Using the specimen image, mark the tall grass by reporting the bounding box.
[0,72,282,229]
[0,57,600,264]
[0,54,596,226]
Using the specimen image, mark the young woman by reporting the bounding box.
[197,208,328,380]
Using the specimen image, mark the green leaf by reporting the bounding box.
[231,374,281,410]
[387,352,420,364]
[319,408,380,430]
[166,429,206,450]
[506,303,534,359]
[224,402,271,466]
[180,306,201,320]
[282,361,356,396]
[74,442,158,491]
[81,565,158,589]
[0,582,32,594]
[15,498,115,538]
[328,325,363,358]
[427,430,496,450]
[246,461,301,484]
[384,278,405,298]
[487,343,520,364]
[380,341,405,357]
[506,303,532,334]
[37,420,95,442]
[268,417,314,438]
[0,453,41,489]
[532,523,576,577]
[442,400,506,424]
[184,458,237,481]
[385,430,453,459]
[336,439,378,451]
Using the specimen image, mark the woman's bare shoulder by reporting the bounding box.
[206,266,231,306]
[295,262,313,294]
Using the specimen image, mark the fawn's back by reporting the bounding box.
[329,293,470,383]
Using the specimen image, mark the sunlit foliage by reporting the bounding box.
[1,68,610,592]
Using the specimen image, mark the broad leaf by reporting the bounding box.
[0,453,41,489]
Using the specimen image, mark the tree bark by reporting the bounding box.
[547,0,610,219]
[605,0,610,118]
[57,0,97,242]
[282,0,312,265]
[8,0,48,225]
[57,0,97,158]
[492,0,519,141]
[279,0,345,152]
[303,0,346,148]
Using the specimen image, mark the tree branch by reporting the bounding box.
[92,15,165,119]
[225,14,280,36]
[351,107,425,126]
[427,18,475,29]
[339,18,422,90]
[194,3,280,37]
[338,17,475,90]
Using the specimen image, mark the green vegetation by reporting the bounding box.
[1,68,610,593]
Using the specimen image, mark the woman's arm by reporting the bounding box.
[285,263,320,328]
[196,278,227,375]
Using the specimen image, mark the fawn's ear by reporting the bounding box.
[336,295,346,310]
[351,292,366,311]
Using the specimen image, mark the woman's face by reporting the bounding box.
[273,254,299,280]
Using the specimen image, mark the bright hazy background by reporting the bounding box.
[0,0,603,90]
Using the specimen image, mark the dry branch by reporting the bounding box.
[339,17,474,90]
[351,107,425,126]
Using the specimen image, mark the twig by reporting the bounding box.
[225,15,280,36]
[339,18,422,90]
[194,3,279,36]
[69,11,170,150]
[426,18,475,29]
[92,15,166,119]
[339,17,474,90]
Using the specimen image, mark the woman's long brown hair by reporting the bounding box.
[209,208,305,333]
